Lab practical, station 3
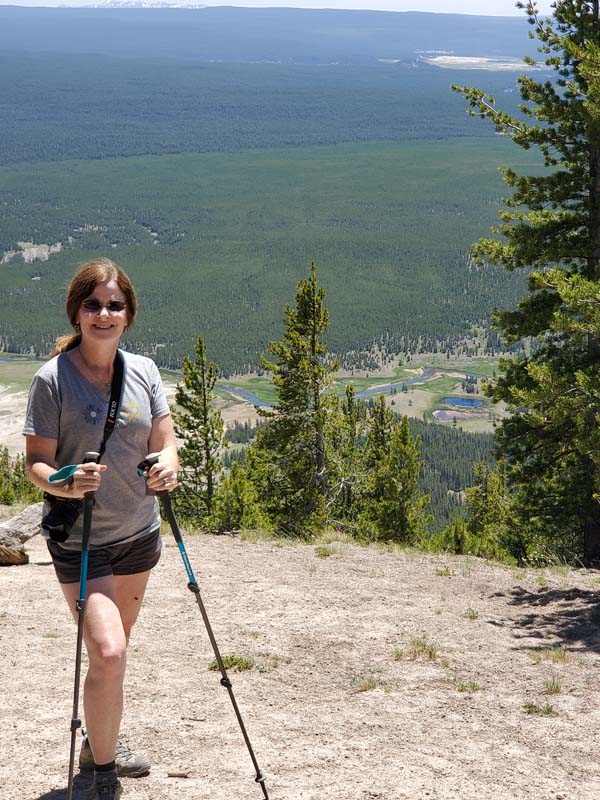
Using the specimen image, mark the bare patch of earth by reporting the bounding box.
[2,242,62,265]
[2,532,600,799]
[220,398,261,430]
[0,381,259,456]
[0,386,29,455]
[384,387,434,419]
[423,56,549,71]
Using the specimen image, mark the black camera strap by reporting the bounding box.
[46,349,125,491]
[98,349,125,460]
[42,350,126,541]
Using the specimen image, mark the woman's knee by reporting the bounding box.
[87,637,127,678]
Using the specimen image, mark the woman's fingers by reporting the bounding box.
[146,463,178,492]
[71,462,107,497]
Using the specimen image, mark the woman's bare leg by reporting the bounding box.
[59,570,152,765]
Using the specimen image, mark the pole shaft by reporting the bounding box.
[160,493,269,800]
[66,452,99,800]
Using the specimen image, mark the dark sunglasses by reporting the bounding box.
[81,300,127,314]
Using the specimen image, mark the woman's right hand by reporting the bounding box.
[69,462,108,498]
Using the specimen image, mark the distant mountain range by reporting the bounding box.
[0,6,540,64]
[87,1,207,7]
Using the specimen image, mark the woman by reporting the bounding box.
[23,258,178,800]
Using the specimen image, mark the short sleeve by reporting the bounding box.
[149,361,170,419]
[22,373,61,439]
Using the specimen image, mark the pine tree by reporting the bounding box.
[0,447,41,505]
[328,384,367,522]
[248,263,338,536]
[453,1,600,564]
[0,446,17,505]
[361,416,431,542]
[173,336,225,525]
[464,461,519,562]
[364,394,395,470]
[206,462,271,534]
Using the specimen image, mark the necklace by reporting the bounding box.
[77,349,114,394]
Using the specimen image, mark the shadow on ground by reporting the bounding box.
[34,771,93,800]
[490,585,600,654]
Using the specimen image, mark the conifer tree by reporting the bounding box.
[206,462,271,534]
[454,1,600,563]
[361,415,431,542]
[248,263,338,535]
[464,461,519,562]
[173,336,225,524]
[0,447,41,505]
[0,447,17,505]
[328,384,367,522]
[364,394,395,470]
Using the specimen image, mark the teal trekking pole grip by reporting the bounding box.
[48,463,79,488]
[137,453,270,800]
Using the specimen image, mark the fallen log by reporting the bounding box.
[0,502,43,566]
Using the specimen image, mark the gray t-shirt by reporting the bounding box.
[23,348,171,551]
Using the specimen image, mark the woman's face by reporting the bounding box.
[76,279,129,346]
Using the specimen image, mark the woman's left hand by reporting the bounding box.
[146,462,178,493]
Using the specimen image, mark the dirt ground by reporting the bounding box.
[3,531,600,800]
[0,385,29,455]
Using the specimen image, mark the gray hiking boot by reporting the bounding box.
[87,778,123,799]
[79,734,151,778]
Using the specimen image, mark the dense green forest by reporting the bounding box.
[412,419,494,529]
[0,139,537,373]
[0,8,542,372]
[0,54,518,166]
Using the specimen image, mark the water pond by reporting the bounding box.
[442,396,483,408]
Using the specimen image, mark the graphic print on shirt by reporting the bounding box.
[121,400,144,426]
[84,403,104,425]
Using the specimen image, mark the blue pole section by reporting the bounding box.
[177,541,197,585]
[66,451,99,800]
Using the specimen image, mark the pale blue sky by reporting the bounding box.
[0,1,555,14]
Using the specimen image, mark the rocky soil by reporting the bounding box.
[2,531,600,800]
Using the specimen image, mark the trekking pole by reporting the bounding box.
[137,453,270,800]
[65,451,100,800]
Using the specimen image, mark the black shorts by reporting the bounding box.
[47,529,162,584]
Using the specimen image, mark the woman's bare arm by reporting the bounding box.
[25,434,106,499]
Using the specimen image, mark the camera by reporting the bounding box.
[41,493,83,542]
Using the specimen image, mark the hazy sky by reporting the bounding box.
[0,0,555,14]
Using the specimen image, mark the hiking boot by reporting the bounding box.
[87,778,123,799]
[79,734,151,778]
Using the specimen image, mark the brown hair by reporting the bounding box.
[52,258,138,356]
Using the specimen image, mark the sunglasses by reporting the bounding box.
[81,300,127,314]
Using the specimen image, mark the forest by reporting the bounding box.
[0,9,540,373]
[0,139,537,373]
[222,416,495,531]
[0,53,519,166]
[5,2,595,562]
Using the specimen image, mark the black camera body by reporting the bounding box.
[41,493,83,543]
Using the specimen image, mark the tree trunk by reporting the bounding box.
[584,515,600,567]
